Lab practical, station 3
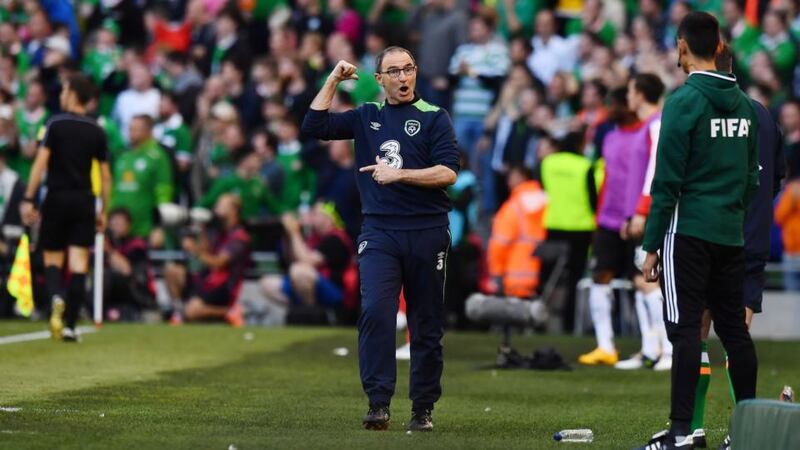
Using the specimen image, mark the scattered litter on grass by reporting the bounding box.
[0,407,21,412]
[406,431,412,436]
[99,413,105,418]
[484,407,491,412]
[243,332,254,341]
[333,347,349,357]
[228,444,238,450]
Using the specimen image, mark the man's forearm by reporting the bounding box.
[309,77,340,111]
[398,165,457,188]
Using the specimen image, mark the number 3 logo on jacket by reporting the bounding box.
[379,140,403,169]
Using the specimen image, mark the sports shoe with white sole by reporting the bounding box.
[62,327,81,343]
[49,297,66,341]
[578,347,619,366]
[615,353,658,370]
[717,435,730,450]
[362,404,390,430]
[636,429,694,449]
[654,355,673,372]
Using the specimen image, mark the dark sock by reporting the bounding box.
[66,273,87,328]
[44,266,66,303]
[670,420,691,438]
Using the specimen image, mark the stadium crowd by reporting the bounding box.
[0,0,798,329]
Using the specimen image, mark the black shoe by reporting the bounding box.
[407,409,433,432]
[362,404,390,430]
[692,429,707,448]
[636,429,694,449]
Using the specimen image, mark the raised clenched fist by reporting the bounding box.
[329,60,359,83]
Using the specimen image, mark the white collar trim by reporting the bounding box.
[689,71,736,82]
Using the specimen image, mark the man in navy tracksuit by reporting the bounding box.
[301,47,459,432]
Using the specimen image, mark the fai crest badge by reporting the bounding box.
[358,241,368,254]
[404,120,421,137]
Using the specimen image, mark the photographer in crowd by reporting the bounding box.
[164,193,251,326]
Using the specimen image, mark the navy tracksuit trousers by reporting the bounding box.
[357,224,450,410]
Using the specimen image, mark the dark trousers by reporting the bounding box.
[357,225,450,410]
[661,233,758,426]
[544,229,593,333]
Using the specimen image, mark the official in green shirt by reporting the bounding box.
[110,115,175,238]
[636,13,757,448]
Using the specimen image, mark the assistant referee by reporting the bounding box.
[638,12,758,449]
[21,74,112,342]
[302,48,459,431]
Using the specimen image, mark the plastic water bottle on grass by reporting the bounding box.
[554,429,593,443]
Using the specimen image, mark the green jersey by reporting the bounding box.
[199,174,283,220]
[154,114,193,162]
[82,47,122,85]
[110,139,175,237]
[11,107,48,181]
[642,71,759,252]
[276,141,316,211]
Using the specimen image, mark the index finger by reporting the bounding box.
[359,164,377,172]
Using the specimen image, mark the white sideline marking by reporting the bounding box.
[0,326,96,345]
[0,407,21,412]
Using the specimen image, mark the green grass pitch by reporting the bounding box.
[0,322,797,449]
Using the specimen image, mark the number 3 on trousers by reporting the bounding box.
[379,140,403,169]
[436,251,445,271]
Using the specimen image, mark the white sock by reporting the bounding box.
[636,291,659,360]
[644,290,672,357]
[589,283,615,353]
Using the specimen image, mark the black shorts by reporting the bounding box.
[590,226,636,279]
[743,257,766,313]
[39,190,95,251]
[187,274,233,307]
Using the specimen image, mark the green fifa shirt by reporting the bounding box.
[642,71,759,252]
[110,139,175,237]
[199,174,283,220]
[540,152,601,232]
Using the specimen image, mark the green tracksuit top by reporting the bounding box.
[110,139,175,237]
[642,71,759,252]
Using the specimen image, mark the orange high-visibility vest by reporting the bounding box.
[488,180,547,298]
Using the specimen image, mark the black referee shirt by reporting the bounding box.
[41,113,108,192]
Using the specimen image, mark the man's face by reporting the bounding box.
[780,104,800,133]
[129,119,151,146]
[468,18,489,44]
[109,213,131,239]
[159,97,175,119]
[375,50,416,104]
[213,195,238,222]
[26,84,45,109]
[129,65,153,91]
[535,11,555,38]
